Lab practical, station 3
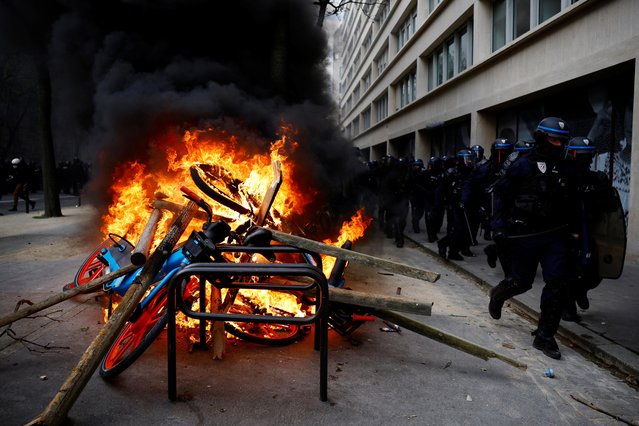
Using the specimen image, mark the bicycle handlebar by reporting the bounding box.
[180,186,202,203]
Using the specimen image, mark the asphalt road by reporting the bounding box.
[0,204,638,425]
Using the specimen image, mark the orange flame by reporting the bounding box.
[100,125,316,245]
[321,208,373,277]
[98,124,372,331]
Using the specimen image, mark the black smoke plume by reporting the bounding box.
[44,0,361,229]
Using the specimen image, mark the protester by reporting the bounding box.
[7,157,36,213]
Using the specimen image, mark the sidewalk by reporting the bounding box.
[403,223,639,385]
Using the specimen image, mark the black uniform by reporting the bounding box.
[488,117,573,360]
[561,137,617,321]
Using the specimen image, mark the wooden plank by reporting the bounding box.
[329,287,432,316]
[265,228,440,283]
[130,208,163,266]
[371,309,527,370]
[0,264,138,328]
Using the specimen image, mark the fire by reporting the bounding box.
[321,208,373,277]
[97,124,372,334]
[100,125,316,246]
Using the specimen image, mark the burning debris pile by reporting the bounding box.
[99,123,373,278]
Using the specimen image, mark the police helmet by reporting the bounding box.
[514,140,535,152]
[11,157,21,165]
[490,139,514,164]
[564,137,596,161]
[456,148,476,168]
[441,155,456,170]
[534,117,570,142]
[428,156,443,173]
[470,145,485,161]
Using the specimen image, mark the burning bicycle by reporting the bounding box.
[68,131,374,378]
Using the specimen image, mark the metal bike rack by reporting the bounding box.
[166,252,329,402]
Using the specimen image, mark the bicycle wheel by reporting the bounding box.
[69,235,134,291]
[189,163,252,216]
[68,239,114,292]
[223,297,305,346]
[99,278,200,378]
[99,285,170,378]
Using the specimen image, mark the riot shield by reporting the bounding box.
[591,187,626,279]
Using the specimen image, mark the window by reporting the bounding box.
[362,107,372,130]
[492,0,506,51]
[428,20,473,90]
[446,39,455,80]
[514,0,531,38]
[375,45,389,76]
[352,117,360,136]
[539,0,561,23]
[376,0,390,26]
[362,69,372,92]
[398,8,417,50]
[362,29,373,54]
[492,0,573,52]
[458,26,470,72]
[429,0,443,14]
[353,85,360,104]
[375,93,388,122]
[398,69,416,108]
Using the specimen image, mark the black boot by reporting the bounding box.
[532,330,561,360]
[461,248,475,257]
[488,278,529,320]
[437,241,447,258]
[447,251,463,261]
[576,292,589,310]
[484,244,498,268]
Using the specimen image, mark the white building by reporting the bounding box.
[333,0,639,261]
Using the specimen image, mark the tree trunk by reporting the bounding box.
[35,58,62,217]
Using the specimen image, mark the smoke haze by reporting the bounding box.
[31,0,360,220]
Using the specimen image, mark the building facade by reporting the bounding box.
[333,0,639,261]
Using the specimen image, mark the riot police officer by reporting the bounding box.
[471,144,487,166]
[409,159,428,233]
[478,139,514,268]
[437,149,476,260]
[488,117,572,359]
[561,137,617,321]
[425,156,444,242]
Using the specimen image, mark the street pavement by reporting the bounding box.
[1,199,638,425]
[402,220,639,386]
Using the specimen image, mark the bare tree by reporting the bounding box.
[0,0,63,217]
[314,0,380,27]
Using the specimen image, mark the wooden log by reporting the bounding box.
[370,309,528,370]
[152,199,211,222]
[130,208,163,266]
[0,264,139,329]
[265,228,440,283]
[28,199,200,426]
[255,160,282,226]
[329,287,432,316]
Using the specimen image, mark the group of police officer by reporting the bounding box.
[363,117,616,360]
